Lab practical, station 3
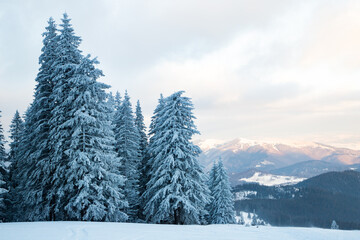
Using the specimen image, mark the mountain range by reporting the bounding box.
[195,138,360,185]
[233,170,360,229]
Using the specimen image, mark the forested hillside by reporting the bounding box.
[234,171,360,229]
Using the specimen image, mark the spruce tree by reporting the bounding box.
[47,14,128,221]
[135,100,148,220]
[331,220,339,229]
[114,91,141,221]
[0,111,8,221]
[106,92,115,115]
[0,111,6,164]
[13,17,58,221]
[6,111,24,220]
[206,160,218,222]
[208,160,218,196]
[47,13,83,220]
[55,55,128,221]
[135,102,147,189]
[135,100,147,166]
[8,111,24,163]
[140,94,164,220]
[209,159,235,224]
[143,91,209,224]
[114,91,122,111]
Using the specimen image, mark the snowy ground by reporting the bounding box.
[239,172,305,186]
[0,222,358,240]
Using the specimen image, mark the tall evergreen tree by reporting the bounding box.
[0,111,8,221]
[206,160,218,222]
[143,91,210,224]
[112,91,122,154]
[13,17,58,221]
[6,110,24,220]
[47,14,128,221]
[140,94,164,220]
[0,111,6,164]
[106,92,115,114]
[114,91,122,111]
[135,100,148,220]
[55,55,128,221]
[114,91,141,221]
[209,159,235,224]
[148,94,164,143]
[208,160,218,195]
[8,111,24,163]
[135,100,147,165]
[135,102,147,186]
[47,13,83,220]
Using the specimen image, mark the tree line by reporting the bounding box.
[0,13,235,225]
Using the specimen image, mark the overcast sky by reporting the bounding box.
[1,0,360,148]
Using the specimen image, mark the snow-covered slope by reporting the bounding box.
[238,172,306,186]
[196,138,360,181]
[0,222,358,240]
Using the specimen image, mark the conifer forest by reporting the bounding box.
[0,14,235,225]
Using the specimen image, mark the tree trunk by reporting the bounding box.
[174,208,181,225]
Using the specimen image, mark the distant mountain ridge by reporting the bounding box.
[196,138,360,182]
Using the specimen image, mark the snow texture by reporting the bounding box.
[239,172,306,186]
[0,222,358,240]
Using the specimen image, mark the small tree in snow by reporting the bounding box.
[251,214,257,226]
[8,111,24,163]
[208,159,236,224]
[238,213,245,225]
[331,220,339,229]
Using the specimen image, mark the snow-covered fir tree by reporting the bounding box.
[56,55,128,221]
[140,94,164,219]
[143,91,210,224]
[135,100,148,220]
[135,100,148,168]
[8,111,24,163]
[238,213,245,225]
[47,14,128,221]
[13,17,58,221]
[6,110,24,220]
[112,91,122,153]
[208,159,235,224]
[106,92,116,115]
[206,160,218,222]
[46,13,84,220]
[114,91,141,221]
[135,102,147,191]
[0,111,6,165]
[331,220,339,229]
[208,161,218,194]
[114,91,122,111]
[0,110,8,222]
[251,210,258,226]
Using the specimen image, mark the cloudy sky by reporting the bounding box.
[1,0,360,148]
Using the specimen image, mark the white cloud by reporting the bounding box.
[0,0,360,148]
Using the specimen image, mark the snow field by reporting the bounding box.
[0,222,359,240]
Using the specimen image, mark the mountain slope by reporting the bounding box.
[234,170,360,229]
[296,170,360,197]
[197,138,360,179]
[270,160,346,178]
